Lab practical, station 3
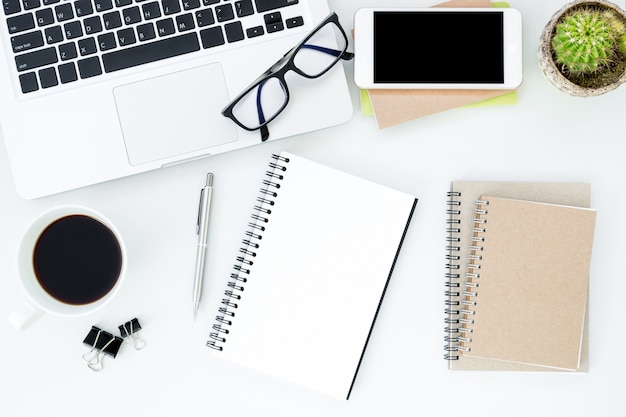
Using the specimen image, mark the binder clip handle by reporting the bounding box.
[119,318,146,350]
[82,326,123,372]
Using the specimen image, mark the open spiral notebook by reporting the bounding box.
[206,151,417,399]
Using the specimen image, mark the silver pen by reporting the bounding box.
[193,173,213,320]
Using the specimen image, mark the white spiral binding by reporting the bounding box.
[444,194,489,359]
[206,154,290,351]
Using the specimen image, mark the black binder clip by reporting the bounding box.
[119,318,146,350]
[82,326,123,372]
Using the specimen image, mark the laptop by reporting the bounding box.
[0,0,353,199]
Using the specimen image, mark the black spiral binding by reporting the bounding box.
[206,154,290,351]
[444,190,463,360]
[444,195,488,360]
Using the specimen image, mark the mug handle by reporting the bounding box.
[8,300,43,330]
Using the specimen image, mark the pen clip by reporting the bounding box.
[196,187,205,235]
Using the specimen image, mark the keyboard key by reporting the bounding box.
[116,27,136,46]
[254,0,298,13]
[63,20,83,38]
[122,6,141,25]
[224,21,243,42]
[195,8,214,27]
[77,56,102,78]
[137,22,156,41]
[58,42,77,60]
[246,25,263,38]
[263,12,281,24]
[175,13,194,31]
[285,16,303,28]
[44,25,63,43]
[202,0,218,5]
[103,11,122,30]
[11,30,44,52]
[215,4,233,22]
[162,0,180,15]
[78,37,97,55]
[156,17,175,36]
[54,3,73,21]
[141,1,161,20]
[15,46,57,71]
[74,0,93,17]
[58,61,78,83]
[101,32,200,72]
[235,0,253,17]
[35,8,54,26]
[19,72,38,93]
[3,0,21,15]
[97,32,116,50]
[7,13,35,34]
[266,20,283,33]
[94,0,113,12]
[199,26,223,48]
[22,0,40,10]
[182,0,199,11]
[114,0,131,7]
[84,16,103,34]
[39,67,58,88]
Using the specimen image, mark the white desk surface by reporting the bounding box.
[2,1,625,416]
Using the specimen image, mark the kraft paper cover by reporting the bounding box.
[461,197,596,370]
[447,181,591,372]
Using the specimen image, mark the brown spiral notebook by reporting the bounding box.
[445,182,596,371]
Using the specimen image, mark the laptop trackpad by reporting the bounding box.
[113,63,238,166]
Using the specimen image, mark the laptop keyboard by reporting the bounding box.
[3,0,303,94]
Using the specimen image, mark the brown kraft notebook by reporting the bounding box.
[445,182,595,371]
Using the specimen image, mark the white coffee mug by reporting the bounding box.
[9,205,126,330]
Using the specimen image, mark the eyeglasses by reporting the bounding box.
[221,13,354,141]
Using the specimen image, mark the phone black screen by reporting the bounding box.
[373,11,505,84]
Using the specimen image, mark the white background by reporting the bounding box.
[1,0,625,416]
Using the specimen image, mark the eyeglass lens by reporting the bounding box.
[293,21,347,77]
[230,77,288,130]
[229,21,348,130]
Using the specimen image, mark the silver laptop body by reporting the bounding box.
[0,0,352,198]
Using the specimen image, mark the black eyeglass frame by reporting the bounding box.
[221,12,354,141]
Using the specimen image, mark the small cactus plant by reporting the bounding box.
[552,7,626,74]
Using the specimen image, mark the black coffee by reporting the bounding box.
[33,215,122,305]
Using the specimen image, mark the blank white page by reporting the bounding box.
[207,152,417,400]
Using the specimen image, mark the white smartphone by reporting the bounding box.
[353,8,523,90]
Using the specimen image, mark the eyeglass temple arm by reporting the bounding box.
[256,81,270,142]
[301,44,354,60]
